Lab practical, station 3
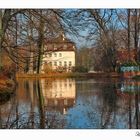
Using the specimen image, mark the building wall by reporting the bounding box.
[41,51,75,72]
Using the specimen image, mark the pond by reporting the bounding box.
[0,78,139,129]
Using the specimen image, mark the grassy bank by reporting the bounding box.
[16,72,87,78]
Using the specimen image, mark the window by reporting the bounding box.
[54,100,58,105]
[59,53,62,57]
[64,99,68,105]
[64,83,67,87]
[69,61,72,66]
[64,61,67,66]
[49,53,52,57]
[59,61,62,66]
[54,61,57,66]
[54,53,57,57]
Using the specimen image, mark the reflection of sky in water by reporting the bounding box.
[66,96,101,128]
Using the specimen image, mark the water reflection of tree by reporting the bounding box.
[109,79,140,129]
[4,79,67,128]
[135,81,139,129]
[127,88,139,129]
[0,80,35,128]
[128,94,132,129]
[100,80,118,129]
[37,80,45,128]
[0,94,17,128]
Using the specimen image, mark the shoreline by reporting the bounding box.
[16,72,121,79]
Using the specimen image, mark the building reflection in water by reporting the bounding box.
[40,78,76,114]
[116,80,139,94]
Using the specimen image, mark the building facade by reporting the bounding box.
[41,35,76,73]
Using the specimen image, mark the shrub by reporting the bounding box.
[0,64,16,79]
[72,66,88,73]
[43,65,53,74]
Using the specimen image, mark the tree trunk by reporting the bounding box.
[127,9,131,61]
[36,10,44,74]
[0,10,2,70]
[134,9,139,62]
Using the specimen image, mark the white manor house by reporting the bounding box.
[41,35,76,73]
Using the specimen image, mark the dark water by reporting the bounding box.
[0,78,139,129]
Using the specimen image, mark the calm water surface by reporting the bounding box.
[0,78,139,129]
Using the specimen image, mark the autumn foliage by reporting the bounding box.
[0,64,16,80]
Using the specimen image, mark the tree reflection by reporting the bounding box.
[135,81,139,129]
[37,80,45,129]
[115,79,140,129]
[100,80,118,129]
[128,94,132,129]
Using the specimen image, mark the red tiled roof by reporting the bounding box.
[44,45,75,51]
[43,35,76,51]
[117,48,136,62]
